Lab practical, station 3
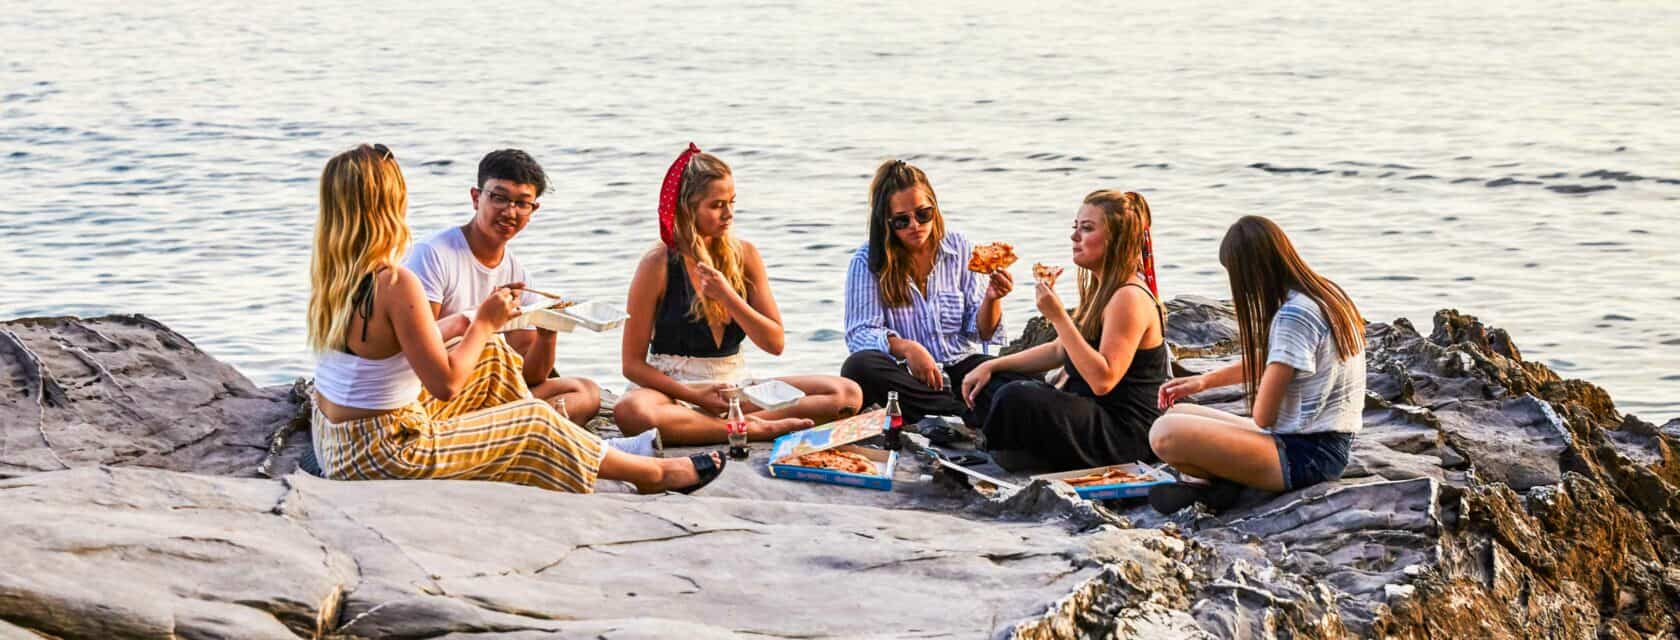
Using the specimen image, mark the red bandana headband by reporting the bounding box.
[659,142,702,248]
[1142,228,1158,297]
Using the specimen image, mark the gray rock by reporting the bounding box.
[3,304,1677,639]
[0,466,1194,639]
[0,315,305,479]
[1163,295,1239,359]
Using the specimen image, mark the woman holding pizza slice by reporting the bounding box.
[841,159,1016,424]
[960,190,1169,471]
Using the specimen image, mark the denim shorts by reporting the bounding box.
[1273,431,1353,491]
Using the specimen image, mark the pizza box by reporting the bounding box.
[767,409,897,491]
[1031,462,1173,500]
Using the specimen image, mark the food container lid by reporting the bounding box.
[769,409,887,465]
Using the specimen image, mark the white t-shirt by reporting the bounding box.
[402,226,540,318]
[1266,290,1366,435]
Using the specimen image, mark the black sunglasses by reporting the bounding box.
[367,143,393,160]
[888,207,936,230]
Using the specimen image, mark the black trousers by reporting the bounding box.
[840,350,999,423]
[974,377,1157,471]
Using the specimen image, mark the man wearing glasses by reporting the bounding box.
[402,149,613,434]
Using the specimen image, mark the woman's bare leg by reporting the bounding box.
[741,375,863,423]
[596,448,723,494]
[531,376,603,422]
[614,387,809,445]
[1149,410,1285,491]
[1166,402,1254,424]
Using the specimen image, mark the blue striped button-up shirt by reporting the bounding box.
[844,232,1007,364]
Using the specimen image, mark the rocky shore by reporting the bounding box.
[2,301,1676,638]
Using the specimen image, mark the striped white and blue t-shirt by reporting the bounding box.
[1267,290,1365,435]
[844,232,1006,365]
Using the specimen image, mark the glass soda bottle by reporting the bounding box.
[726,396,749,460]
[883,390,904,451]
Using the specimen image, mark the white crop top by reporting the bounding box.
[313,349,422,410]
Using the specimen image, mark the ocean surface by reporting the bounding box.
[3,2,1677,422]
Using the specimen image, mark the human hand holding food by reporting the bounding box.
[474,286,524,328]
[1157,375,1208,408]
[1034,272,1066,319]
[983,269,1014,301]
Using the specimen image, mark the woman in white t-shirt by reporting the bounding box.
[1147,215,1366,513]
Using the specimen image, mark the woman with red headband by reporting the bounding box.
[960,190,1168,470]
[614,144,863,445]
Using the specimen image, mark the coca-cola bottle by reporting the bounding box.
[726,396,749,460]
[883,391,904,451]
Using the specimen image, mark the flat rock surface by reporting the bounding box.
[0,466,1188,639]
[2,302,1677,639]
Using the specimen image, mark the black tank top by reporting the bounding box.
[1060,283,1171,415]
[650,249,746,357]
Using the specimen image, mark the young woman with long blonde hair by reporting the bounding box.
[840,159,1014,423]
[1147,215,1365,513]
[614,144,862,445]
[959,190,1169,470]
[308,144,723,494]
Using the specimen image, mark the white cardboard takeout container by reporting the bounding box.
[740,379,805,411]
[494,300,630,334]
[558,301,630,332]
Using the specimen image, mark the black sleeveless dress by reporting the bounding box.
[976,284,1169,470]
[650,249,746,358]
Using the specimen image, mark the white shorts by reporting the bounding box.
[637,353,750,387]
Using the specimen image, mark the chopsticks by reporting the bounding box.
[503,285,566,301]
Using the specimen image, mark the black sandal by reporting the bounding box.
[674,451,726,495]
[1148,478,1243,515]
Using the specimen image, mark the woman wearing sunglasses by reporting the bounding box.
[307,144,724,495]
[840,159,1014,424]
[959,190,1169,471]
[613,144,863,445]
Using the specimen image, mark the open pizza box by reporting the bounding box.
[1031,462,1174,500]
[767,409,897,491]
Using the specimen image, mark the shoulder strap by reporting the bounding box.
[1120,281,1173,376]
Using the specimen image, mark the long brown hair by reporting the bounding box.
[308,144,409,352]
[1219,215,1364,405]
[867,159,947,307]
[672,152,749,324]
[1073,190,1154,341]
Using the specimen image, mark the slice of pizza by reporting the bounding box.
[967,242,1019,273]
[1032,262,1062,284]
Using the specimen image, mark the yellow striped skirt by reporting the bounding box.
[311,335,606,493]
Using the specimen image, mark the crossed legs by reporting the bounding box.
[1148,403,1286,491]
[615,375,863,445]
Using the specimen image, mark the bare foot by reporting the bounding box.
[746,416,813,440]
[634,452,721,494]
